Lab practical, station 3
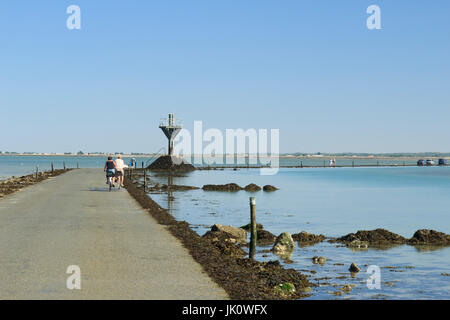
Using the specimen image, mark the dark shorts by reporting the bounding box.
[106,169,115,177]
[116,171,123,177]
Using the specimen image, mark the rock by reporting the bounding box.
[263,185,278,192]
[239,223,276,244]
[240,223,264,232]
[292,231,326,245]
[312,256,327,265]
[244,183,261,192]
[150,183,199,191]
[349,263,360,273]
[202,231,247,257]
[347,240,369,249]
[273,283,296,297]
[168,185,199,191]
[147,155,195,172]
[211,224,247,243]
[203,230,236,243]
[202,183,243,191]
[407,229,450,245]
[257,230,277,245]
[335,228,407,246]
[340,284,355,293]
[272,232,295,253]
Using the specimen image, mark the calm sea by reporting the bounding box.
[147,167,450,300]
[0,155,419,180]
[1,155,449,299]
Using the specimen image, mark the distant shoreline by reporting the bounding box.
[1,154,449,160]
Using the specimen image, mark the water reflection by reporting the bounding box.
[411,245,450,252]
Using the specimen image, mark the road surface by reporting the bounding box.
[0,169,228,299]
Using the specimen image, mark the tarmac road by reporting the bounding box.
[0,169,228,300]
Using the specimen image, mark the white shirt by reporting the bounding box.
[114,159,128,173]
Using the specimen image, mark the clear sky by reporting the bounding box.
[1,1,449,154]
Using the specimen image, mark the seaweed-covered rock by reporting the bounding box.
[202,183,243,191]
[257,230,277,245]
[263,185,278,192]
[211,224,247,243]
[407,229,450,245]
[239,223,275,245]
[202,231,247,257]
[240,223,264,232]
[347,240,369,248]
[335,229,406,246]
[292,231,325,245]
[203,230,237,243]
[341,284,356,293]
[149,184,199,191]
[147,155,195,172]
[349,263,360,273]
[273,283,296,298]
[0,169,69,199]
[312,256,326,265]
[244,183,262,192]
[234,259,310,299]
[272,232,295,253]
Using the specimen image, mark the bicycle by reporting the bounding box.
[106,170,116,191]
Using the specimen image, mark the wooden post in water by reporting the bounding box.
[142,162,144,169]
[144,169,147,192]
[51,162,54,174]
[301,161,303,168]
[35,166,39,180]
[249,197,257,259]
[63,161,66,170]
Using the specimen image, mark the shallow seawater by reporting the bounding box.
[147,167,450,299]
[0,155,419,180]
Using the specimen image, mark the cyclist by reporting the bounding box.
[104,156,117,187]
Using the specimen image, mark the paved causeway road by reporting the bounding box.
[0,169,228,299]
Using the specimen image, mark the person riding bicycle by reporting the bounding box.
[104,156,117,187]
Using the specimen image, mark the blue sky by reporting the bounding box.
[1,1,449,154]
